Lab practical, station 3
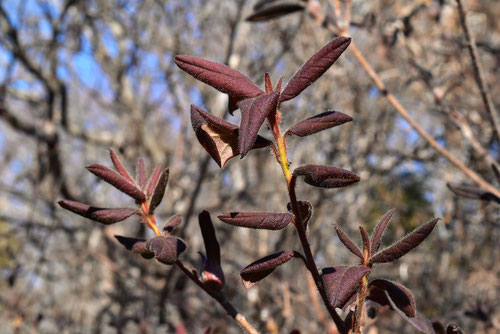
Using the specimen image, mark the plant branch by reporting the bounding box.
[456,0,500,143]
[175,260,260,334]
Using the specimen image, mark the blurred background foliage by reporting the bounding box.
[0,0,498,333]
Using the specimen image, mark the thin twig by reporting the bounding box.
[456,0,500,143]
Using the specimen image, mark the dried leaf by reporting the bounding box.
[162,214,182,235]
[293,164,360,188]
[370,209,396,256]
[86,164,146,203]
[146,163,163,198]
[114,235,154,259]
[321,266,370,309]
[246,2,305,22]
[285,111,353,137]
[191,105,270,167]
[148,168,169,214]
[368,279,416,318]
[286,200,312,229]
[136,158,147,190]
[109,148,135,184]
[446,183,500,203]
[146,236,186,265]
[370,218,439,264]
[198,211,224,290]
[218,212,293,230]
[333,225,363,260]
[240,250,296,289]
[174,55,263,100]
[58,200,137,224]
[238,91,280,158]
[280,37,351,102]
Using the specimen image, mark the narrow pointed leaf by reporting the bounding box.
[293,164,360,188]
[359,226,370,256]
[274,76,283,91]
[109,148,135,184]
[162,214,182,235]
[240,250,296,289]
[287,200,312,229]
[191,105,271,167]
[280,37,351,102]
[146,163,163,198]
[145,236,186,265]
[246,2,305,22]
[370,218,439,264]
[285,111,353,137]
[114,235,154,259]
[218,212,293,230]
[148,168,169,214]
[368,279,416,318]
[136,158,147,190]
[86,164,146,203]
[238,90,280,157]
[333,225,363,260]
[370,209,396,255]
[174,55,263,100]
[321,266,370,309]
[446,183,500,203]
[264,73,273,93]
[199,211,225,290]
[58,200,137,224]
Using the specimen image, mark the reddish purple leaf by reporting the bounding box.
[146,163,163,198]
[285,111,353,137]
[246,2,305,22]
[199,211,225,290]
[174,55,263,100]
[218,212,293,230]
[370,218,439,264]
[286,200,313,229]
[162,214,182,235]
[321,266,370,309]
[240,250,296,289]
[58,200,137,224]
[264,72,273,93]
[368,279,416,318]
[293,164,360,188]
[114,235,154,259]
[280,37,351,103]
[109,148,135,184]
[86,164,146,203]
[333,225,363,260]
[238,90,280,158]
[359,226,370,256]
[447,183,500,203]
[136,158,147,190]
[145,236,186,265]
[148,168,169,214]
[370,209,396,255]
[191,105,271,167]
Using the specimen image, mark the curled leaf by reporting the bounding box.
[114,235,154,259]
[191,105,270,167]
[86,164,146,203]
[58,200,137,224]
[287,200,312,229]
[199,211,225,290]
[333,225,363,260]
[148,168,169,214]
[238,91,280,158]
[146,236,186,265]
[370,209,396,256]
[370,218,439,264]
[368,279,416,318]
[321,266,370,309]
[162,214,182,235]
[240,250,296,289]
[280,37,351,103]
[293,164,360,188]
[285,111,353,137]
[109,148,135,184]
[174,55,263,100]
[246,2,305,22]
[218,212,293,230]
